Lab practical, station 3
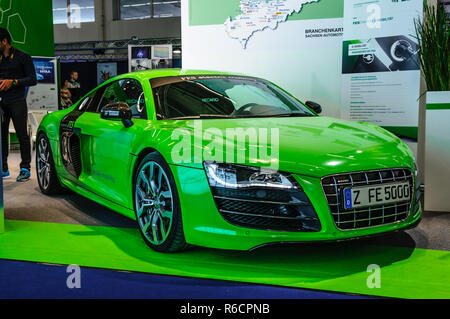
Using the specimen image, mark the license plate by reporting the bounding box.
[343,182,411,210]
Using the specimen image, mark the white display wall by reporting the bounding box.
[181,0,423,138]
[181,0,345,118]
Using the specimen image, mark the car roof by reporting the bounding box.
[105,68,250,83]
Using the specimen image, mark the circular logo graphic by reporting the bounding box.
[391,40,414,62]
[363,53,375,64]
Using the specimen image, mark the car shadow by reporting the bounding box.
[57,190,136,228]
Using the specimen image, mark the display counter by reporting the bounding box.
[424,91,450,212]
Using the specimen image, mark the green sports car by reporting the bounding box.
[36,69,422,252]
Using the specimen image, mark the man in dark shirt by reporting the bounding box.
[0,28,37,182]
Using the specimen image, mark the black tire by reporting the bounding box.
[133,152,188,252]
[36,133,65,195]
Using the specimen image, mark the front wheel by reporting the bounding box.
[134,152,188,252]
[36,133,64,194]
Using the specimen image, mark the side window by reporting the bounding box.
[152,86,166,119]
[85,88,106,113]
[97,79,147,119]
[77,91,96,112]
[121,79,147,119]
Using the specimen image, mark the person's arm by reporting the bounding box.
[16,53,37,87]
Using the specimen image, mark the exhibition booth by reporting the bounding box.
[0,0,449,300]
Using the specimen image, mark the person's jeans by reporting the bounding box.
[0,99,31,172]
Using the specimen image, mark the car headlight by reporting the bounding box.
[203,161,321,232]
[204,161,297,190]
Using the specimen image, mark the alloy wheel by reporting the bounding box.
[37,137,51,190]
[135,161,174,245]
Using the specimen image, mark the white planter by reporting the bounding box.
[424,91,450,212]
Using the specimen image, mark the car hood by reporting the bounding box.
[159,116,414,178]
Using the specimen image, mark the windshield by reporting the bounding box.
[150,75,315,119]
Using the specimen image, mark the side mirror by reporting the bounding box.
[100,102,134,128]
[305,101,322,114]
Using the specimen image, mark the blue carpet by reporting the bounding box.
[0,259,367,299]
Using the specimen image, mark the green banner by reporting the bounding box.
[426,103,450,110]
[0,0,55,57]
[0,0,55,233]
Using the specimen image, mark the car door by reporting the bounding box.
[71,78,149,208]
[58,90,98,184]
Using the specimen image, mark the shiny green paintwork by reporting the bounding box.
[38,69,421,250]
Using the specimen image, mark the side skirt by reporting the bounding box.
[59,177,136,221]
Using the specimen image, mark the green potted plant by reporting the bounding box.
[415,0,449,104]
[415,0,450,212]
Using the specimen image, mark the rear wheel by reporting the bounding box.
[134,153,188,252]
[36,133,64,194]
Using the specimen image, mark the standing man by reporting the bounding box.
[0,28,37,182]
[66,71,81,103]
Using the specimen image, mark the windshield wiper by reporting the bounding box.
[165,114,232,120]
[277,112,315,118]
[235,112,314,119]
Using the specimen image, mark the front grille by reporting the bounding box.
[211,187,321,232]
[321,168,414,230]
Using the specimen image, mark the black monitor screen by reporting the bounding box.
[132,47,151,59]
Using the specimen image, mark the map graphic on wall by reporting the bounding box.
[184,0,345,118]
[224,0,320,49]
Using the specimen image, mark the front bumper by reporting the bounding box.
[171,165,422,251]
